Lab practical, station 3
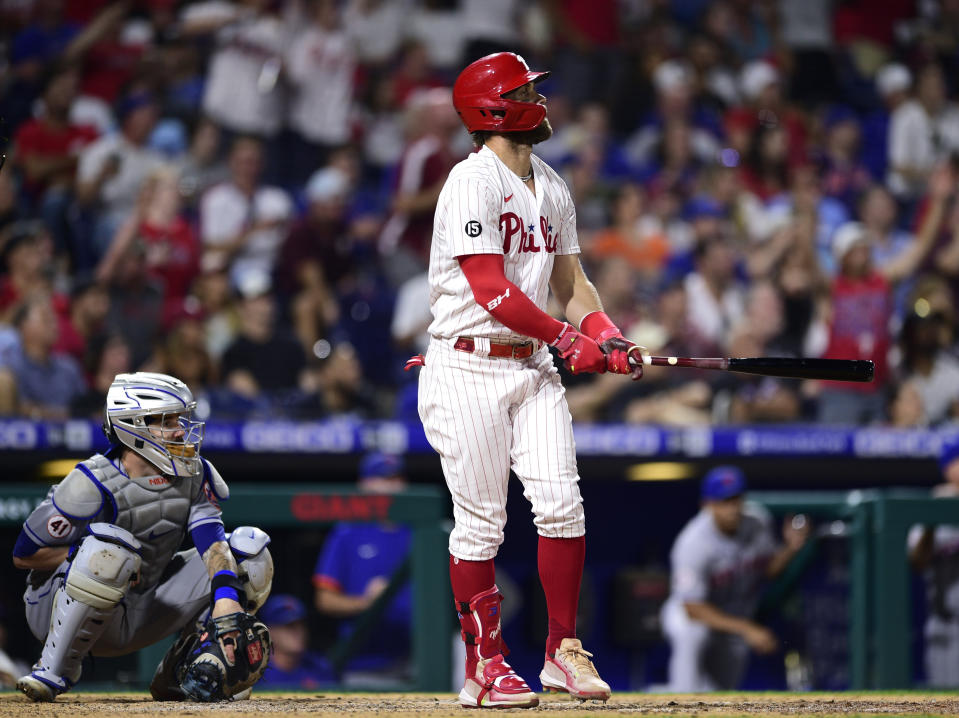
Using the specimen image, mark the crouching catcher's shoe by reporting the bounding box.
[459,654,539,709]
[17,669,74,702]
[539,638,611,702]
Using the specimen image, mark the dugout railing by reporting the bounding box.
[0,483,452,692]
[751,489,959,690]
[3,483,956,691]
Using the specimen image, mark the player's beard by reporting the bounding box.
[508,118,553,146]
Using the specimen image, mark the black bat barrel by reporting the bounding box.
[726,357,875,382]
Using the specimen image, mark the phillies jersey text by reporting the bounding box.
[427,145,580,342]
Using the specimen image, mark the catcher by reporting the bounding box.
[12,372,274,702]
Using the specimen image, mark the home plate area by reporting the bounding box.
[3,692,959,717]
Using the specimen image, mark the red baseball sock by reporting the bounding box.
[450,555,496,674]
[538,535,585,657]
[450,554,495,602]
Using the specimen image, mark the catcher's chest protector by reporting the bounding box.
[80,455,204,589]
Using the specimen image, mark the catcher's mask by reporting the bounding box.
[452,52,550,134]
[103,372,205,478]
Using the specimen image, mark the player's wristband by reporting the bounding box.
[579,311,620,342]
[212,569,242,604]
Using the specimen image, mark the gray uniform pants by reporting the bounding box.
[662,599,750,692]
[925,615,959,688]
[24,548,211,656]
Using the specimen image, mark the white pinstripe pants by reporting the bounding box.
[418,337,586,561]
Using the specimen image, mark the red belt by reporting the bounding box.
[454,337,537,359]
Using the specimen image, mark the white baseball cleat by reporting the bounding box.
[539,638,611,702]
[458,654,539,709]
[17,670,73,702]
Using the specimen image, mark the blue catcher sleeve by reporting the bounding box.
[191,522,227,558]
[13,529,42,558]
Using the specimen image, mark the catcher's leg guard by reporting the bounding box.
[18,524,141,702]
[456,586,537,708]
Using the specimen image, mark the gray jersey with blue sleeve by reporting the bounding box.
[21,453,224,590]
[668,502,778,617]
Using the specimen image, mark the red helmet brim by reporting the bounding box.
[500,70,551,97]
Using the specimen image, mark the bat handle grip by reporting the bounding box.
[627,345,651,367]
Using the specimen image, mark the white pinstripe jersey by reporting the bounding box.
[427,145,580,342]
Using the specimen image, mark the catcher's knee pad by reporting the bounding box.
[228,527,273,612]
[27,525,141,693]
[66,523,142,609]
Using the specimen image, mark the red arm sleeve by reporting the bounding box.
[458,254,566,344]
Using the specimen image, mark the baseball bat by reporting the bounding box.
[629,352,874,382]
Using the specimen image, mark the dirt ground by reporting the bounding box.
[2,692,959,717]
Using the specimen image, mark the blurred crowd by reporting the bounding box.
[2,0,959,426]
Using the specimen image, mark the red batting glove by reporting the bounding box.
[582,312,644,380]
[550,323,607,375]
[595,328,644,380]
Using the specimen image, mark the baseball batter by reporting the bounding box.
[416,52,644,708]
[661,466,809,691]
[12,372,274,702]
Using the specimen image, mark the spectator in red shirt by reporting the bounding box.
[817,223,892,424]
[13,66,98,265]
[97,166,200,323]
[54,276,109,366]
[75,4,146,104]
[377,88,461,285]
[13,66,98,202]
[389,41,447,109]
[543,0,621,106]
[726,61,807,171]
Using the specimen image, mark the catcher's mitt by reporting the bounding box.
[178,612,271,702]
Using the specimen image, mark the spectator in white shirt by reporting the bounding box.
[684,233,746,353]
[200,136,293,292]
[76,91,164,258]
[461,0,522,62]
[343,0,408,68]
[405,0,466,71]
[899,307,959,426]
[285,0,357,187]
[887,63,959,201]
[185,0,289,139]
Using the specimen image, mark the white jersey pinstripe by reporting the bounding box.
[427,145,579,342]
[418,144,585,561]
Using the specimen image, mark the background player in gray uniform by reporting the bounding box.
[11,372,274,702]
[662,466,809,692]
[908,435,959,687]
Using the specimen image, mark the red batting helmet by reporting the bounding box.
[452,52,550,133]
